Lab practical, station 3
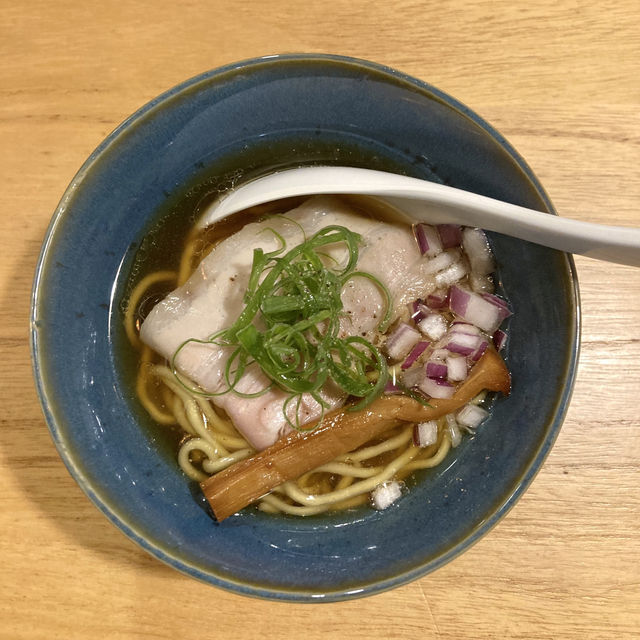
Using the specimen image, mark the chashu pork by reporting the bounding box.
[140,196,440,450]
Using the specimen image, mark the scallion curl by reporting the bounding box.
[172,222,392,430]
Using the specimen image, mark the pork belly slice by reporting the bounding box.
[140,196,436,450]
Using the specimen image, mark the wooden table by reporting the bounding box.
[1,1,638,638]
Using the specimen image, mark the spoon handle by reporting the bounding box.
[381,190,640,267]
[200,167,640,267]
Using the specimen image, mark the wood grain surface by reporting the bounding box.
[1,1,638,638]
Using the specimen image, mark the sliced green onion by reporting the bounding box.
[172,221,396,430]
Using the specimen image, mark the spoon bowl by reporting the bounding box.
[198,166,640,267]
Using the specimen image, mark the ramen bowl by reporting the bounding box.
[31,54,579,601]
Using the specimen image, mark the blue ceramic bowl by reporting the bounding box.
[31,54,579,601]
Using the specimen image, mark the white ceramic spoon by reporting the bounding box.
[197,166,640,267]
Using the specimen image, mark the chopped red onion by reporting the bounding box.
[449,285,471,311]
[470,340,489,362]
[423,249,459,275]
[414,420,439,447]
[449,285,503,334]
[462,227,495,275]
[457,403,489,429]
[418,376,456,399]
[445,331,483,356]
[481,293,513,321]
[449,322,482,336]
[413,223,443,258]
[434,261,467,288]
[385,322,422,361]
[437,224,462,248]
[371,481,403,510]
[426,290,449,309]
[401,340,430,370]
[417,313,448,341]
[426,360,448,379]
[493,329,507,351]
[410,301,431,324]
[446,354,468,381]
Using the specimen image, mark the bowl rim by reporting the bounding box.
[30,53,581,602]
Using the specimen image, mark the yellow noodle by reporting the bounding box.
[334,474,356,491]
[172,394,194,435]
[258,493,336,517]
[278,444,421,508]
[161,385,176,414]
[329,493,370,511]
[313,462,381,478]
[256,500,280,514]
[337,426,413,463]
[304,477,332,496]
[178,438,252,480]
[136,349,176,425]
[136,369,176,425]
[184,398,229,455]
[150,364,202,403]
[195,396,236,434]
[404,433,451,470]
[201,449,254,474]
[295,472,315,493]
[215,433,252,449]
[177,438,211,482]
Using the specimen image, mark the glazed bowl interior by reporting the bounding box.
[31,54,579,601]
